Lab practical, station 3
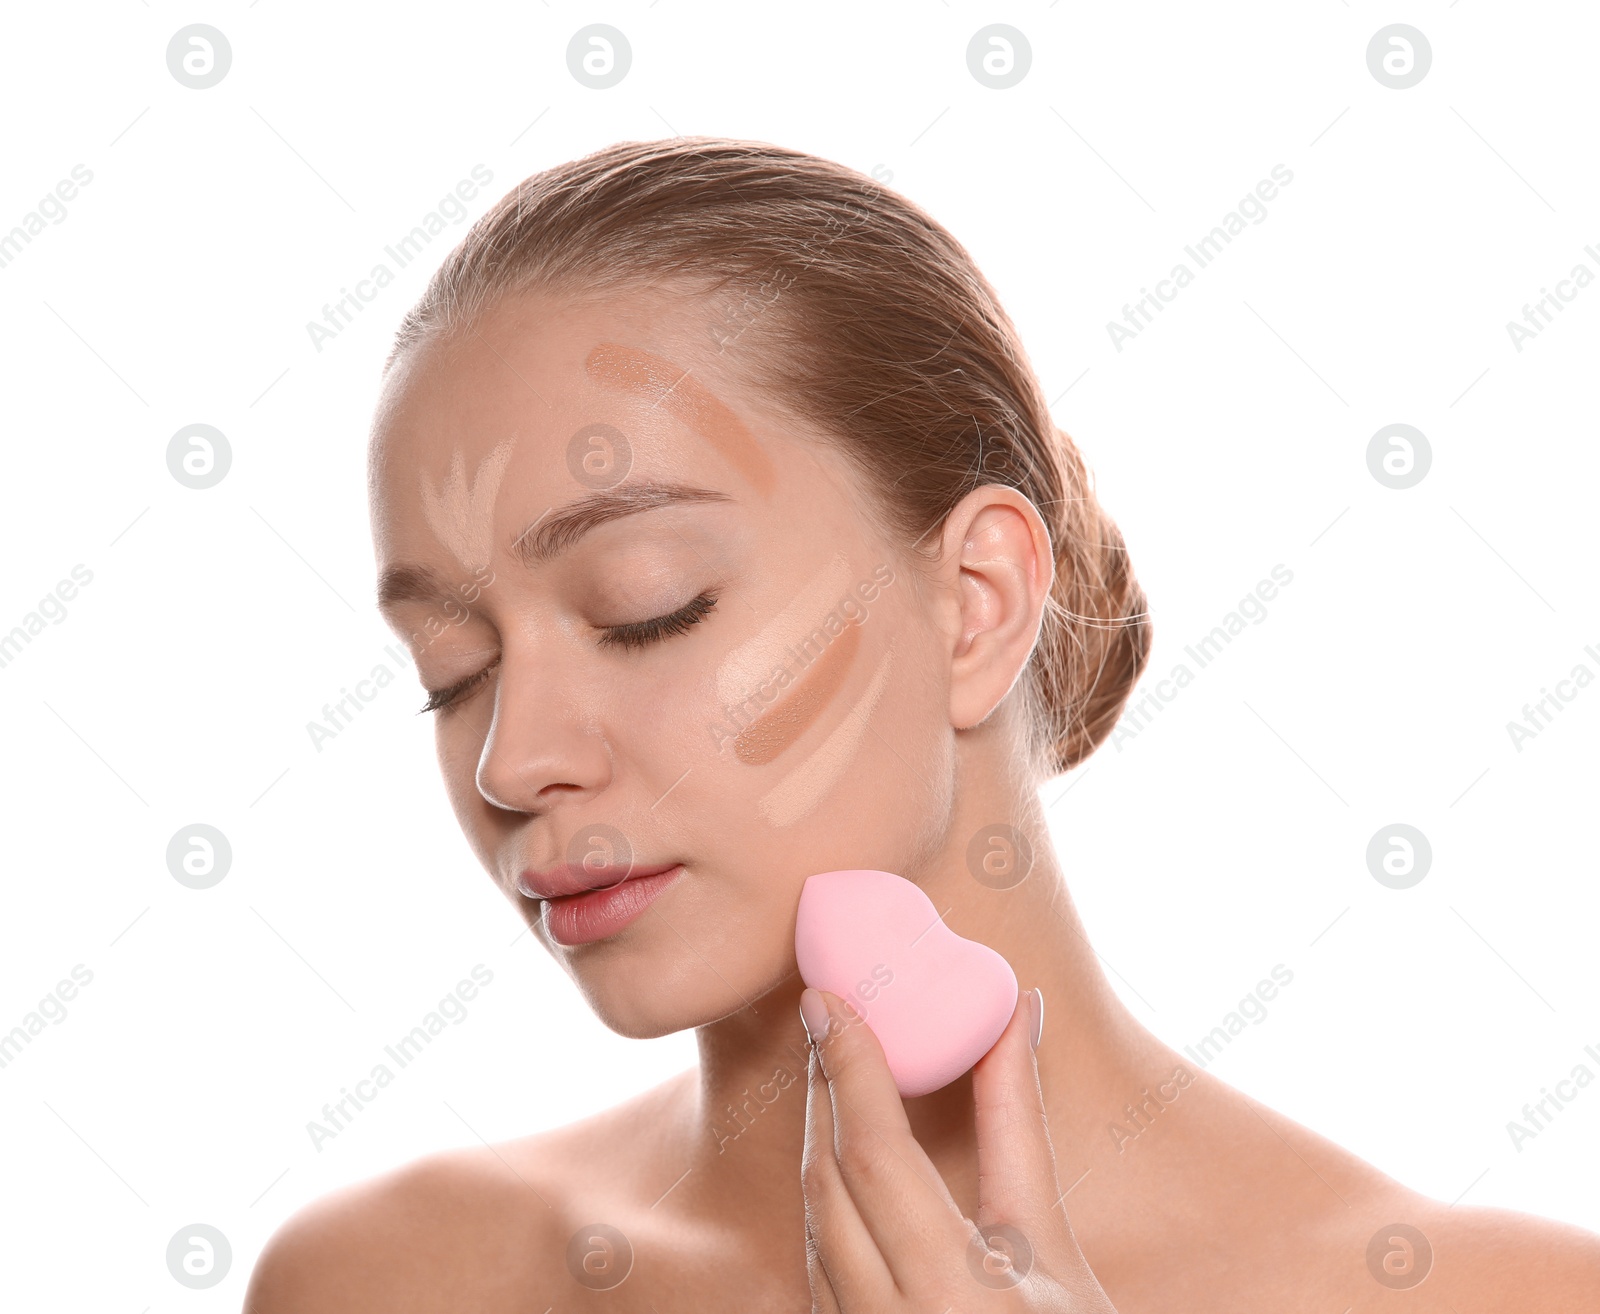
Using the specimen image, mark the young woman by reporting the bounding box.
[247,138,1600,1311]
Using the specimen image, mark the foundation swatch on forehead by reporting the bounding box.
[717,552,851,710]
[585,342,776,496]
[757,649,893,828]
[733,618,861,766]
[418,437,516,572]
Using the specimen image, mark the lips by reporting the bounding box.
[516,859,683,901]
[539,864,686,946]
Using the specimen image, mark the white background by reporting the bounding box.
[1,3,1596,1308]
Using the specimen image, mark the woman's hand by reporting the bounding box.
[799,985,1118,1311]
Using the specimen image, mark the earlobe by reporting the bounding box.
[944,489,1054,732]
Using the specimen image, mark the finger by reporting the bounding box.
[803,1201,843,1314]
[801,1033,886,1310]
[971,985,1090,1283]
[804,987,971,1288]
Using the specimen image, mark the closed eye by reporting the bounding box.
[416,590,721,714]
[596,589,720,651]
[417,662,498,715]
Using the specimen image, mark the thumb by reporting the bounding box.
[971,987,1066,1248]
[973,987,1119,1308]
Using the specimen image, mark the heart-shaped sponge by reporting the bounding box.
[795,869,1018,1098]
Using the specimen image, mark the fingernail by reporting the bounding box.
[1026,987,1044,1050]
[799,987,830,1044]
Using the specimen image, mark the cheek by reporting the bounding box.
[701,573,932,825]
[806,653,949,848]
[433,725,501,864]
[710,644,949,877]
[732,617,862,766]
[745,639,892,827]
[435,722,474,793]
[631,650,743,767]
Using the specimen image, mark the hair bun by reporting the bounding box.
[1030,441,1152,774]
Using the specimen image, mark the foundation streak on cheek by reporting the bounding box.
[584,342,777,497]
[716,551,850,711]
[733,619,862,766]
[757,649,894,829]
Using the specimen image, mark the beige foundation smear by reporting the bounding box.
[418,437,516,573]
[716,551,851,712]
[733,619,862,765]
[584,343,777,496]
[757,648,894,828]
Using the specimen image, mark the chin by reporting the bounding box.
[578,985,730,1041]
[570,937,794,1040]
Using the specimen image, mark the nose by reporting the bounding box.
[473,652,613,814]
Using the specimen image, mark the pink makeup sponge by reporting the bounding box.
[795,869,1018,1098]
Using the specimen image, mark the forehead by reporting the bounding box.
[366,291,777,542]
[365,288,897,598]
[371,290,732,460]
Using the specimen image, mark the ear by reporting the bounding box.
[937,485,1055,732]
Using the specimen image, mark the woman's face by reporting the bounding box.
[368,289,956,1036]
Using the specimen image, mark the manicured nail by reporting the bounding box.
[1026,987,1044,1050]
[799,987,830,1044]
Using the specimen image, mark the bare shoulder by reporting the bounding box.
[1191,1080,1600,1311]
[243,1139,570,1314]
[244,1070,698,1313]
[1412,1194,1600,1310]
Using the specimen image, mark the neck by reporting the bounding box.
[685,770,1175,1224]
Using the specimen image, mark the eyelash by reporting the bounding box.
[416,590,721,715]
[597,590,719,651]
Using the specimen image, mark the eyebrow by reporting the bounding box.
[376,480,733,607]
[512,480,733,566]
